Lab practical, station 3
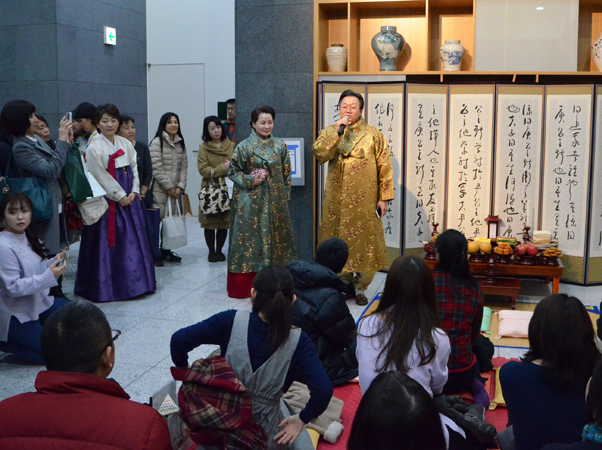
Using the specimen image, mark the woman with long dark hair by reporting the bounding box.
[149,112,188,265]
[171,265,332,449]
[348,372,447,450]
[198,115,235,262]
[356,255,468,448]
[227,106,296,298]
[500,294,600,450]
[434,229,488,406]
[0,193,69,363]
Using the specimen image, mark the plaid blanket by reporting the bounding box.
[171,356,267,450]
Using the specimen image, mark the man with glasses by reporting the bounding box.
[0,300,171,450]
[313,90,394,306]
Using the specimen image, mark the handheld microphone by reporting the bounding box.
[338,116,350,136]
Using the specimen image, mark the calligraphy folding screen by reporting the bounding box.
[587,86,602,284]
[542,85,594,284]
[447,85,495,239]
[493,86,545,237]
[404,84,448,254]
[365,84,405,264]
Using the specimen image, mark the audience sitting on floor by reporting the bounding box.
[170,265,333,449]
[542,358,602,449]
[500,294,600,450]
[287,237,358,386]
[356,254,490,449]
[434,229,489,407]
[348,371,447,450]
[0,300,172,450]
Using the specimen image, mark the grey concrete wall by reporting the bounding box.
[0,0,147,140]
[235,0,315,261]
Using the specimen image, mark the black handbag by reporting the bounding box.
[0,154,53,222]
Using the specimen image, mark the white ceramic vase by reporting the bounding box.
[440,40,465,71]
[592,33,602,71]
[326,45,348,72]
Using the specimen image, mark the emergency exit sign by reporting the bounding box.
[104,26,116,45]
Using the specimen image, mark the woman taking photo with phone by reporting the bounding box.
[0,100,72,257]
[0,193,69,364]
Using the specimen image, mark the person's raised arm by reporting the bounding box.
[13,138,69,180]
[312,124,346,165]
[170,310,235,368]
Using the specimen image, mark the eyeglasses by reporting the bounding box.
[96,329,121,359]
[340,105,359,111]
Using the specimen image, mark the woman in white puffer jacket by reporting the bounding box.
[149,112,188,265]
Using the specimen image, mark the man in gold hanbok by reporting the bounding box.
[313,90,394,305]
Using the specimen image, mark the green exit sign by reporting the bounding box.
[103,26,116,45]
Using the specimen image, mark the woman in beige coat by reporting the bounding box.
[149,112,188,264]
[198,116,235,262]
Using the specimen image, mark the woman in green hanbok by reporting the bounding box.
[226,105,297,298]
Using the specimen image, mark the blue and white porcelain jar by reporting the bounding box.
[440,40,465,71]
[371,26,405,71]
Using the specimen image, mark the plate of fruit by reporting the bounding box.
[467,238,492,262]
[493,242,513,264]
[514,242,540,265]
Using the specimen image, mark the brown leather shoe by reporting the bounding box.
[355,294,368,306]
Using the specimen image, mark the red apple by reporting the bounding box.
[515,244,527,256]
[526,244,539,256]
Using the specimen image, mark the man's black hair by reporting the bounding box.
[41,300,113,374]
[338,89,364,111]
[315,237,349,274]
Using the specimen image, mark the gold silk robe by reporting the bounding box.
[313,117,394,273]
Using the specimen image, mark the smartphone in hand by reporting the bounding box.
[58,249,69,266]
[67,112,72,122]
[375,207,382,218]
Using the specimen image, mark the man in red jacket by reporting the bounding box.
[0,300,172,450]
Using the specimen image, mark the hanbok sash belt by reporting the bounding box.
[107,149,125,247]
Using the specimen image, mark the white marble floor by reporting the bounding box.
[1,218,601,403]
